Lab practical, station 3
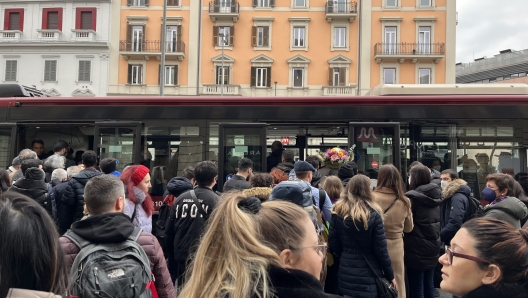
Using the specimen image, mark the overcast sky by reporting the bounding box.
[456,0,528,63]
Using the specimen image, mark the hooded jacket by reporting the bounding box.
[9,168,52,216]
[311,171,324,188]
[440,179,471,244]
[404,183,443,270]
[430,168,442,187]
[276,162,294,176]
[61,168,102,228]
[243,187,272,201]
[222,174,251,192]
[6,289,62,298]
[482,196,528,229]
[59,213,175,298]
[166,177,193,198]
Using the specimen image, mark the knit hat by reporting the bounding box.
[99,158,117,174]
[132,165,150,185]
[338,162,357,181]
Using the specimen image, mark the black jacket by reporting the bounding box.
[329,212,394,298]
[54,180,72,234]
[265,266,342,298]
[276,162,294,175]
[463,283,528,298]
[440,179,471,244]
[431,169,442,187]
[222,174,251,192]
[267,149,284,172]
[165,186,220,263]
[9,168,52,216]
[311,171,323,188]
[61,168,102,229]
[404,183,443,270]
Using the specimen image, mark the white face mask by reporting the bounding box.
[441,180,449,190]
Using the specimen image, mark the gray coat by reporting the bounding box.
[483,196,528,228]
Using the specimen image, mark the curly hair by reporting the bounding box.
[249,173,274,187]
[270,168,288,185]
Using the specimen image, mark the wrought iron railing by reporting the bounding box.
[209,1,240,13]
[119,40,186,54]
[325,1,358,14]
[374,42,445,55]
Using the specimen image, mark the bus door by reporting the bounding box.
[218,123,267,191]
[0,123,16,168]
[94,122,141,172]
[349,122,401,183]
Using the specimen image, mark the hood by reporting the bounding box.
[431,168,441,179]
[71,168,102,185]
[276,162,294,174]
[243,187,272,201]
[49,179,63,188]
[70,213,135,243]
[311,171,323,188]
[166,177,193,197]
[485,197,528,221]
[24,167,45,181]
[342,178,351,187]
[443,179,471,199]
[7,288,62,298]
[406,183,443,208]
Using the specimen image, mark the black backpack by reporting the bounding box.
[466,192,484,219]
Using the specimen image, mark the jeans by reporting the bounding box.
[407,267,435,298]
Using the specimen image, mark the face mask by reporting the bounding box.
[481,187,497,202]
[441,180,448,190]
[433,165,441,171]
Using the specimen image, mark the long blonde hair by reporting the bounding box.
[333,174,382,230]
[179,193,309,298]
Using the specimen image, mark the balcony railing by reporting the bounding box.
[323,86,356,96]
[71,30,96,42]
[325,1,357,14]
[119,40,186,54]
[0,30,22,41]
[37,29,62,41]
[374,42,445,56]
[209,1,240,13]
[202,84,240,95]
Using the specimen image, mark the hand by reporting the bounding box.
[391,279,397,290]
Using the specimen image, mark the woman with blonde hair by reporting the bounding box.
[329,175,395,298]
[373,164,413,298]
[179,193,341,298]
[322,176,343,205]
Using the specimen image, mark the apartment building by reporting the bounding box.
[109,0,456,96]
[0,0,111,96]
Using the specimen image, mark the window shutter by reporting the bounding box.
[45,61,57,81]
[328,68,333,86]
[229,26,234,46]
[263,26,269,46]
[139,65,143,84]
[5,60,17,81]
[145,0,149,6]
[253,0,258,7]
[9,12,20,31]
[215,66,220,84]
[213,26,219,46]
[158,64,161,85]
[128,64,132,84]
[126,24,132,51]
[127,0,132,6]
[339,68,346,86]
[251,26,257,47]
[266,67,271,87]
[48,12,59,30]
[177,25,182,51]
[250,67,256,87]
[174,65,178,85]
[80,12,92,30]
[141,25,146,51]
[270,0,275,7]
[230,0,236,12]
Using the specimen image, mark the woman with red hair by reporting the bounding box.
[121,165,154,233]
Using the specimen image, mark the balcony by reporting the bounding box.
[208,1,240,22]
[202,84,241,96]
[37,29,62,41]
[374,42,445,64]
[71,30,96,42]
[325,1,358,22]
[0,30,22,41]
[119,40,186,61]
[323,86,356,96]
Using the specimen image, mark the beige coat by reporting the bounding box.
[6,289,62,298]
[373,187,414,298]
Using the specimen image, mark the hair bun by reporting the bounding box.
[238,197,261,214]
[520,228,528,243]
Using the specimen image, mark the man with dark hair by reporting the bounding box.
[31,139,48,160]
[439,169,471,245]
[60,151,102,233]
[276,149,295,178]
[182,166,195,183]
[305,155,325,187]
[267,140,284,171]
[294,161,333,222]
[165,160,221,286]
[59,175,175,298]
[222,158,253,192]
[52,140,76,169]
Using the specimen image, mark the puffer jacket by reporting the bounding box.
[404,183,443,270]
[60,168,102,226]
[6,289,62,298]
[483,196,528,229]
[440,179,471,244]
[462,282,528,298]
[166,177,193,198]
[243,187,272,201]
[329,211,394,298]
[59,213,175,298]
[430,168,441,187]
[124,186,153,233]
[9,168,52,217]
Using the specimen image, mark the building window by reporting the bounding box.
[213,26,233,46]
[128,65,143,85]
[167,0,179,6]
[383,68,396,84]
[75,8,96,31]
[385,0,397,6]
[5,60,17,81]
[252,26,269,47]
[165,25,181,52]
[333,27,346,48]
[44,60,57,82]
[419,69,431,84]
[330,67,346,86]
[418,26,431,54]
[293,27,305,47]
[163,65,177,85]
[293,0,306,7]
[129,0,148,6]
[384,26,397,54]
[216,66,230,85]
[4,9,24,31]
[419,0,431,6]
[78,61,91,82]
[128,25,144,51]
[251,67,271,88]
[253,0,274,7]
[42,9,62,30]
[292,68,304,87]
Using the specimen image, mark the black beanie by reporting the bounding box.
[338,162,357,180]
[99,158,117,174]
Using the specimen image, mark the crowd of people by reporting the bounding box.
[0,141,528,298]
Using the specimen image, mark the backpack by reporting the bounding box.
[271,180,319,229]
[63,227,156,298]
[155,201,170,252]
[466,192,484,219]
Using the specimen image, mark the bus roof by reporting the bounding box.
[366,84,528,96]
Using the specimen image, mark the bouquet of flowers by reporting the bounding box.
[323,147,350,168]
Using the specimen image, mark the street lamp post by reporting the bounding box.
[219,33,225,96]
[274,81,277,96]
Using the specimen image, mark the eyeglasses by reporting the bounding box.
[444,245,491,265]
[295,241,328,257]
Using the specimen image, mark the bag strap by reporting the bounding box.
[127,226,143,242]
[190,190,208,217]
[63,230,92,249]
[318,188,326,212]
[384,197,399,214]
[130,203,139,223]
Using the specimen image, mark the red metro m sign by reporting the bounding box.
[357,127,379,143]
